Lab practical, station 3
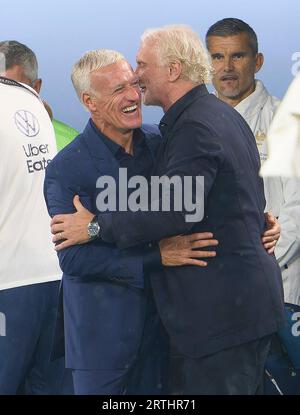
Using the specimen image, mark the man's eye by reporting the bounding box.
[212,55,223,61]
[233,54,243,60]
[114,87,124,93]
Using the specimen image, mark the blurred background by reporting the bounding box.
[1,0,299,130]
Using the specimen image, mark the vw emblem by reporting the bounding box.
[14,110,40,137]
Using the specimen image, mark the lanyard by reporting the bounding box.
[0,76,39,100]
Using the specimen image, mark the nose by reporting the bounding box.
[127,85,141,101]
[223,57,234,72]
[134,65,142,77]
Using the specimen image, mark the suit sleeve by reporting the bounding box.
[275,177,300,269]
[44,159,148,288]
[99,122,223,248]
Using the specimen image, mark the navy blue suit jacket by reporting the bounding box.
[99,85,285,358]
[44,120,161,370]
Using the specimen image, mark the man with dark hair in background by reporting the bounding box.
[206,17,300,394]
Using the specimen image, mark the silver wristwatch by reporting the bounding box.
[87,215,100,239]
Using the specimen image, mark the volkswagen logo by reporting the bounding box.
[14,110,40,137]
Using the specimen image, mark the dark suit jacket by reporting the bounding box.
[44,120,161,370]
[99,85,285,358]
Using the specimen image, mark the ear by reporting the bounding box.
[82,92,96,112]
[254,53,264,74]
[169,61,182,82]
[33,78,42,93]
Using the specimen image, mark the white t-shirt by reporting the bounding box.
[0,81,61,290]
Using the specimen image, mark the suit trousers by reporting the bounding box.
[169,335,273,395]
[0,281,68,395]
[72,283,169,395]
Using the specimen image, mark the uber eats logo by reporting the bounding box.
[23,143,52,173]
[15,110,52,173]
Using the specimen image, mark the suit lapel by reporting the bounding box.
[81,120,120,181]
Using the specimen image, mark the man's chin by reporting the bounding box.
[220,88,240,100]
[128,120,142,130]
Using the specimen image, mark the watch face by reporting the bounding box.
[88,221,100,238]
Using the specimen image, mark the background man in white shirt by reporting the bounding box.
[0,72,65,394]
[206,17,300,393]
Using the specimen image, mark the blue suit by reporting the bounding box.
[44,120,167,394]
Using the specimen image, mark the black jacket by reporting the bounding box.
[100,85,285,358]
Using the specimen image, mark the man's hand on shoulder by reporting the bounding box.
[51,195,94,251]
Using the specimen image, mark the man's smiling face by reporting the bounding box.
[88,60,142,137]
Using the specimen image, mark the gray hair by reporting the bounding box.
[141,25,212,84]
[0,40,38,82]
[71,49,125,104]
